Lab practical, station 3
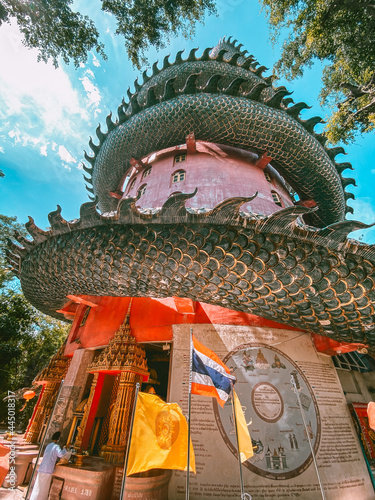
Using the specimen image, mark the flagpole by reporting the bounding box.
[230,385,252,500]
[291,373,326,500]
[120,381,141,500]
[25,379,64,500]
[186,327,193,500]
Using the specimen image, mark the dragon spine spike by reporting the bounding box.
[134,77,141,92]
[162,54,171,70]
[83,175,93,185]
[346,205,354,214]
[203,74,224,93]
[142,69,150,84]
[326,146,346,160]
[160,188,198,217]
[80,199,101,222]
[117,196,138,219]
[302,116,325,133]
[25,216,49,243]
[88,137,100,154]
[88,195,96,201]
[118,103,127,124]
[240,56,256,70]
[174,50,185,65]
[285,101,312,118]
[82,163,93,175]
[48,205,70,231]
[86,185,95,194]
[254,65,268,77]
[162,77,177,100]
[341,177,356,187]
[265,89,293,108]
[205,194,258,222]
[152,61,160,76]
[223,77,247,96]
[187,48,199,62]
[84,151,95,166]
[335,162,354,173]
[315,134,328,146]
[213,49,227,63]
[6,254,21,274]
[106,112,116,132]
[258,205,315,232]
[14,231,34,251]
[199,47,213,61]
[282,97,294,107]
[96,124,106,144]
[6,239,27,257]
[245,82,270,101]
[144,86,159,108]
[180,73,201,95]
[130,93,141,114]
[264,75,277,85]
[315,220,374,242]
[227,53,242,66]
[345,191,355,200]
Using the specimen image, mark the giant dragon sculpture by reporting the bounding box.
[7,38,375,350]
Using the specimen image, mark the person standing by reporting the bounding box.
[29,431,70,500]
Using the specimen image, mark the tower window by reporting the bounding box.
[264,172,272,183]
[272,191,282,207]
[138,184,147,197]
[129,177,137,191]
[143,167,152,179]
[172,170,186,183]
[174,154,186,165]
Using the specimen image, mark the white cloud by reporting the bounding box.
[58,146,77,164]
[92,54,101,67]
[40,145,48,156]
[0,22,88,135]
[9,128,21,143]
[85,69,95,79]
[80,76,101,109]
[0,147,4,153]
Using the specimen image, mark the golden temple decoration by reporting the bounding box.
[74,373,99,451]
[72,301,149,462]
[87,303,148,378]
[35,343,71,384]
[25,343,70,443]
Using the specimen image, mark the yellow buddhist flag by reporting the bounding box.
[127,392,196,476]
[233,390,253,463]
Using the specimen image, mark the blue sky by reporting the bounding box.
[1,0,374,243]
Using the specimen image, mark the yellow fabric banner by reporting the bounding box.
[127,392,196,476]
[233,390,254,463]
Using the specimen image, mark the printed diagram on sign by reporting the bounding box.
[214,343,321,480]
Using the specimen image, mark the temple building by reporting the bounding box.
[7,38,375,499]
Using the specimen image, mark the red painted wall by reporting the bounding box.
[124,142,293,215]
[64,296,299,356]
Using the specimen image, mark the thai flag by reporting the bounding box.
[191,335,236,407]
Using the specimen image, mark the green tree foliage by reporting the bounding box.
[0,0,214,69]
[101,0,215,67]
[261,0,375,143]
[0,215,69,428]
[0,0,106,67]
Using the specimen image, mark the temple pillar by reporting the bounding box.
[74,372,100,451]
[43,348,96,445]
[77,300,149,463]
[24,382,58,443]
[24,344,70,444]
[101,371,143,463]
